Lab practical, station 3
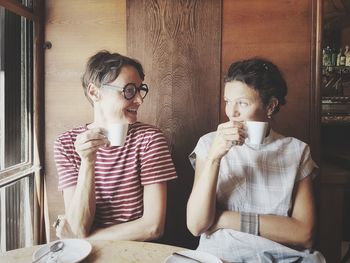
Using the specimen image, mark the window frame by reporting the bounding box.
[0,0,44,188]
[0,0,45,249]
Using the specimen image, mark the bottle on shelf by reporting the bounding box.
[323,46,332,66]
[331,47,337,66]
[345,45,350,67]
[337,48,342,66]
[340,46,346,66]
[323,47,327,66]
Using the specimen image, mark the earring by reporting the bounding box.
[92,96,99,103]
[267,114,272,119]
[94,92,100,101]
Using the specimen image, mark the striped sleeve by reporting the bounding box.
[140,129,177,185]
[54,133,80,191]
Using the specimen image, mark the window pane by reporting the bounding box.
[0,174,35,252]
[0,6,33,170]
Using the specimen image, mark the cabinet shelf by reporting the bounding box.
[321,115,350,125]
[322,65,350,74]
[321,65,350,98]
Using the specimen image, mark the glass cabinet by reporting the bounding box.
[319,1,350,263]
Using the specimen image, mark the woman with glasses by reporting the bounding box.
[53,50,177,240]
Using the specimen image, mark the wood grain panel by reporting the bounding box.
[127,0,221,248]
[222,0,316,146]
[44,0,126,241]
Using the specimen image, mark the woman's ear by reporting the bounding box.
[87,83,100,102]
[266,97,279,117]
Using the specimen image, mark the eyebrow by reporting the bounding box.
[224,96,251,101]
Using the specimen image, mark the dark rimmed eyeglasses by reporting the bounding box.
[101,83,149,100]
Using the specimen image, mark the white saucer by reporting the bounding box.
[32,239,92,263]
[164,250,222,263]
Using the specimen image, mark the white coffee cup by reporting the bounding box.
[106,123,129,146]
[245,121,269,145]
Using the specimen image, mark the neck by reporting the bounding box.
[90,104,108,128]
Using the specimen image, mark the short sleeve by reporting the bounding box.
[54,135,80,191]
[297,144,318,181]
[140,129,177,185]
[188,132,214,170]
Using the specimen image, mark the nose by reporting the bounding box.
[133,91,143,104]
[233,107,240,117]
[227,102,240,118]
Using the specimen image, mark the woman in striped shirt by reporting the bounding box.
[54,51,177,241]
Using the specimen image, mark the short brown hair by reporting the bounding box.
[81,50,145,105]
[225,58,287,115]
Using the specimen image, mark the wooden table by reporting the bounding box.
[0,240,187,263]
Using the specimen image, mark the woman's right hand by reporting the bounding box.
[208,121,246,161]
[74,128,109,162]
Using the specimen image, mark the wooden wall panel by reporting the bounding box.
[222,0,316,146]
[127,0,221,248]
[341,26,350,47]
[44,0,126,241]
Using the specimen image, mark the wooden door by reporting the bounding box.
[127,0,222,248]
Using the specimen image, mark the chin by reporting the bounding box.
[123,111,138,124]
[126,117,137,124]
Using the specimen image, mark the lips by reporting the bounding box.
[126,108,138,114]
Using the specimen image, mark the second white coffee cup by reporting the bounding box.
[106,123,129,146]
[245,121,268,145]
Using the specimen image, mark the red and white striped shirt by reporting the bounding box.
[54,122,177,227]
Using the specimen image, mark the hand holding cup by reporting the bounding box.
[74,128,109,161]
[208,121,246,161]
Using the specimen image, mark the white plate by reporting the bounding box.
[32,239,92,263]
[164,250,222,263]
